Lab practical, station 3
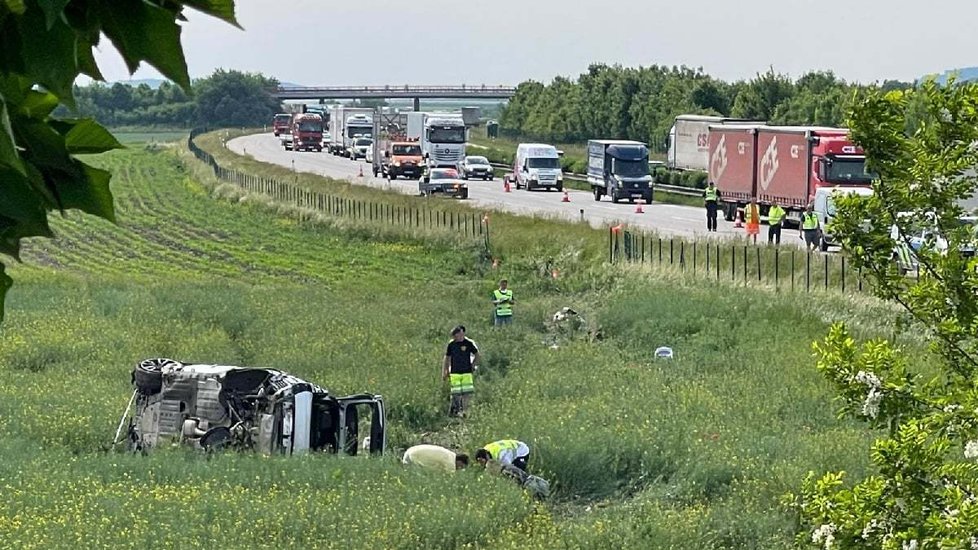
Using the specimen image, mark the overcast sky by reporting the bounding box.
[93,0,978,86]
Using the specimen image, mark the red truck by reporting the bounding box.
[272,113,292,137]
[288,113,324,152]
[708,125,873,224]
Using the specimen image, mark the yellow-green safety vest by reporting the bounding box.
[768,206,785,226]
[802,212,819,230]
[493,289,513,316]
[704,187,718,202]
[485,439,519,459]
[744,204,759,224]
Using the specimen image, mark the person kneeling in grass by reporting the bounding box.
[402,444,469,473]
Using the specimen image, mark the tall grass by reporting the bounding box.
[0,145,926,548]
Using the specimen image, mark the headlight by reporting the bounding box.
[393,161,401,166]
[557,174,564,181]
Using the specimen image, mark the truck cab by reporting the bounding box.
[343,114,374,157]
[290,114,324,152]
[380,139,423,180]
[272,113,292,137]
[407,112,467,168]
[587,140,653,204]
[514,143,564,191]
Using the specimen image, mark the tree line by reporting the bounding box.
[499,64,913,151]
[61,69,282,128]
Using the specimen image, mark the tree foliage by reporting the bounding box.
[0,0,237,321]
[191,69,280,127]
[499,65,870,151]
[790,80,978,548]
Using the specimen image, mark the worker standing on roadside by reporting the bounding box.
[704,181,720,232]
[443,325,479,417]
[800,203,821,251]
[475,439,531,472]
[767,202,786,245]
[491,279,514,326]
[744,197,760,244]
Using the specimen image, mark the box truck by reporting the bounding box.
[327,107,373,156]
[708,125,874,223]
[587,140,653,204]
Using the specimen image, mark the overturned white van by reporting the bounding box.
[117,358,386,456]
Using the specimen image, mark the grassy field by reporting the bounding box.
[0,137,925,547]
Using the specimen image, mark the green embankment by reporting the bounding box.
[0,136,923,548]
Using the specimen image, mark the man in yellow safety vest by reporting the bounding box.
[443,325,480,417]
[768,202,786,245]
[703,181,721,232]
[475,439,531,472]
[800,203,821,251]
[491,279,515,326]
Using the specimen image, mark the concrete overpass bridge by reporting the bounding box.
[273,85,516,110]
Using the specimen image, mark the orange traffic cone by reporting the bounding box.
[358,164,364,177]
[562,191,570,203]
[504,179,511,193]
[734,209,744,228]
[634,201,645,214]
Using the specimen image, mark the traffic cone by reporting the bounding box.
[358,164,364,177]
[504,179,511,193]
[562,191,570,203]
[634,201,645,214]
[734,209,744,228]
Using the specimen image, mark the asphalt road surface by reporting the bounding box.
[229,133,804,246]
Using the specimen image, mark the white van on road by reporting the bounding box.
[812,186,874,251]
[514,143,564,192]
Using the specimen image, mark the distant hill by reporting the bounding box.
[925,67,978,85]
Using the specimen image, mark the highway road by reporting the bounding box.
[228,133,803,245]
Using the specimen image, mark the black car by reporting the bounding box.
[457,155,494,180]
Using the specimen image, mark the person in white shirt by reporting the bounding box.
[401,444,469,473]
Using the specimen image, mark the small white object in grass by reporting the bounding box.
[654,346,674,359]
[552,307,578,323]
[362,436,371,451]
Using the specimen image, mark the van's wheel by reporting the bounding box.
[612,193,620,204]
[133,358,181,395]
[819,234,829,252]
[556,183,563,192]
[593,188,601,201]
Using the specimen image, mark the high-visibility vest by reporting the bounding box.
[768,205,785,226]
[704,187,718,202]
[493,289,513,316]
[802,212,819,230]
[485,439,519,460]
[744,204,759,224]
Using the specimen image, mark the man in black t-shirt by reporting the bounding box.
[442,325,480,417]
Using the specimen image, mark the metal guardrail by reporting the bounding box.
[486,162,703,198]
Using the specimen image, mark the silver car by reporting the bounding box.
[457,155,494,180]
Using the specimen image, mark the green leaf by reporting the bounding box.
[17,89,59,119]
[3,0,26,15]
[182,0,240,27]
[15,4,81,104]
[53,160,115,222]
[0,94,27,176]
[0,165,51,226]
[36,0,70,29]
[0,261,11,323]
[55,119,124,155]
[97,0,190,90]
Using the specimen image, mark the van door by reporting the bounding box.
[337,394,386,456]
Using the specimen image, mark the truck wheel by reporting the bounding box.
[593,188,601,202]
[724,204,736,222]
[611,193,620,204]
[133,357,182,395]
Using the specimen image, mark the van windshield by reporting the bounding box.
[393,145,422,155]
[528,158,560,169]
[612,159,648,178]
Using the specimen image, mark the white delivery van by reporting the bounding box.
[514,143,564,192]
[812,186,873,251]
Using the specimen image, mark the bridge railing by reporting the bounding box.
[275,85,516,93]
